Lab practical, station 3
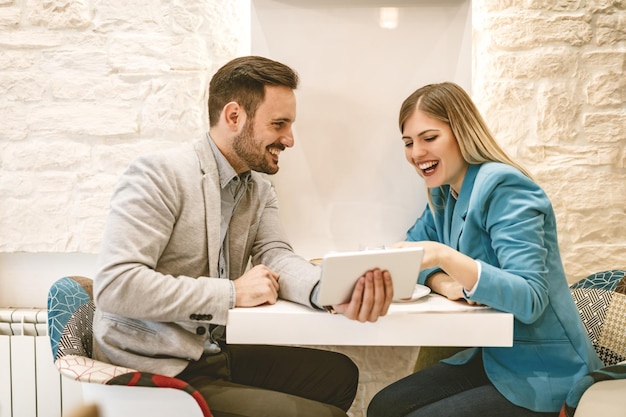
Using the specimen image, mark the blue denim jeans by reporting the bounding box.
[367,352,559,417]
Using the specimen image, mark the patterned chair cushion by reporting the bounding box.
[56,354,137,384]
[47,276,213,417]
[560,269,626,417]
[47,276,93,360]
[108,372,213,417]
[570,269,626,366]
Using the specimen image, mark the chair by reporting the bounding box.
[561,269,626,417]
[47,276,212,417]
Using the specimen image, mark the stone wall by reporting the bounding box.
[2,0,622,275]
[0,1,624,417]
[0,0,248,252]
[472,0,626,281]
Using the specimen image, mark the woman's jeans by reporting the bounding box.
[367,352,559,417]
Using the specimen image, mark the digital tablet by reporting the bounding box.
[317,247,424,306]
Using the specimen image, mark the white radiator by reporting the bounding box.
[0,308,83,417]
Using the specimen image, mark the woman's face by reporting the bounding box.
[401,108,469,194]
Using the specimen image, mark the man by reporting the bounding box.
[93,56,393,417]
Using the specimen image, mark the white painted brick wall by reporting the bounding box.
[472,1,625,282]
[0,0,248,253]
[0,0,624,416]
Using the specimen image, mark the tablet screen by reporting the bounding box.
[317,247,424,306]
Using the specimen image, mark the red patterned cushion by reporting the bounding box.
[107,372,213,417]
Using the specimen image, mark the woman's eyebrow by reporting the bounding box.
[417,129,439,137]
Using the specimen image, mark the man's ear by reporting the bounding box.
[223,101,246,132]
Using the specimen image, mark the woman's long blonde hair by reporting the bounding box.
[399,82,532,208]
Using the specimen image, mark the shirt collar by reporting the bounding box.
[206,133,251,189]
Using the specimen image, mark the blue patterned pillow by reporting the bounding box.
[47,276,93,360]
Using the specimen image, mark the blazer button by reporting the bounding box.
[196,326,206,335]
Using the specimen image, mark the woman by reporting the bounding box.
[367,82,602,417]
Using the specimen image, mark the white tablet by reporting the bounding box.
[317,247,424,306]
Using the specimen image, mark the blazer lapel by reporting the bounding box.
[449,164,480,249]
[194,139,221,277]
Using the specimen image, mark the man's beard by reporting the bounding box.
[233,121,280,175]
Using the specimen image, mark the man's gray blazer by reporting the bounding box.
[93,137,320,376]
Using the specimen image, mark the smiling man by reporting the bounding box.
[92,56,393,417]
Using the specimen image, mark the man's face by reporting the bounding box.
[233,85,296,175]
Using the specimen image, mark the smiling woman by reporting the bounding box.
[367,82,604,417]
[398,82,533,210]
[401,109,468,196]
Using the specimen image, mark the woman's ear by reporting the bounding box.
[223,101,246,132]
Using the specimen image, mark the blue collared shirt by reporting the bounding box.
[207,133,251,309]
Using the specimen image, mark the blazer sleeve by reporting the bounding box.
[94,149,232,325]
[468,166,553,324]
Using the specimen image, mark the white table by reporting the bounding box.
[227,293,513,347]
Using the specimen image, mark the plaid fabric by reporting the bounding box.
[559,270,626,417]
[47,276,213,417]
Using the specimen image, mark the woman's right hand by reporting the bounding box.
[393,241,481,305]
[427,272,482,306]
[427,272,465,300]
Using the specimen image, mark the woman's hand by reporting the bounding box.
[426,272,481,305]
[427,271,465,300]
[392,240,447,270]
[393,241,482,305]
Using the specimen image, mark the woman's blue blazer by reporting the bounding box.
[406,162,603,412]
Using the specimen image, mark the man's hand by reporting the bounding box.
[333,269,393,322]
[233,264,280,307]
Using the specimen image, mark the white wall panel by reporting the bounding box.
[252,0,471,258]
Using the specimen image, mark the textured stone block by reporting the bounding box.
[28,103,138,136]
[586,72,626,107]
[584,112,626,143]
[1,140,91,171]
[536,82,581,143]
[596,14,626,45]
[0,6,20,28]
[0,104,28,141]
[26,0,92,29]
[491,48,578,79]
[485,14,593,48]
